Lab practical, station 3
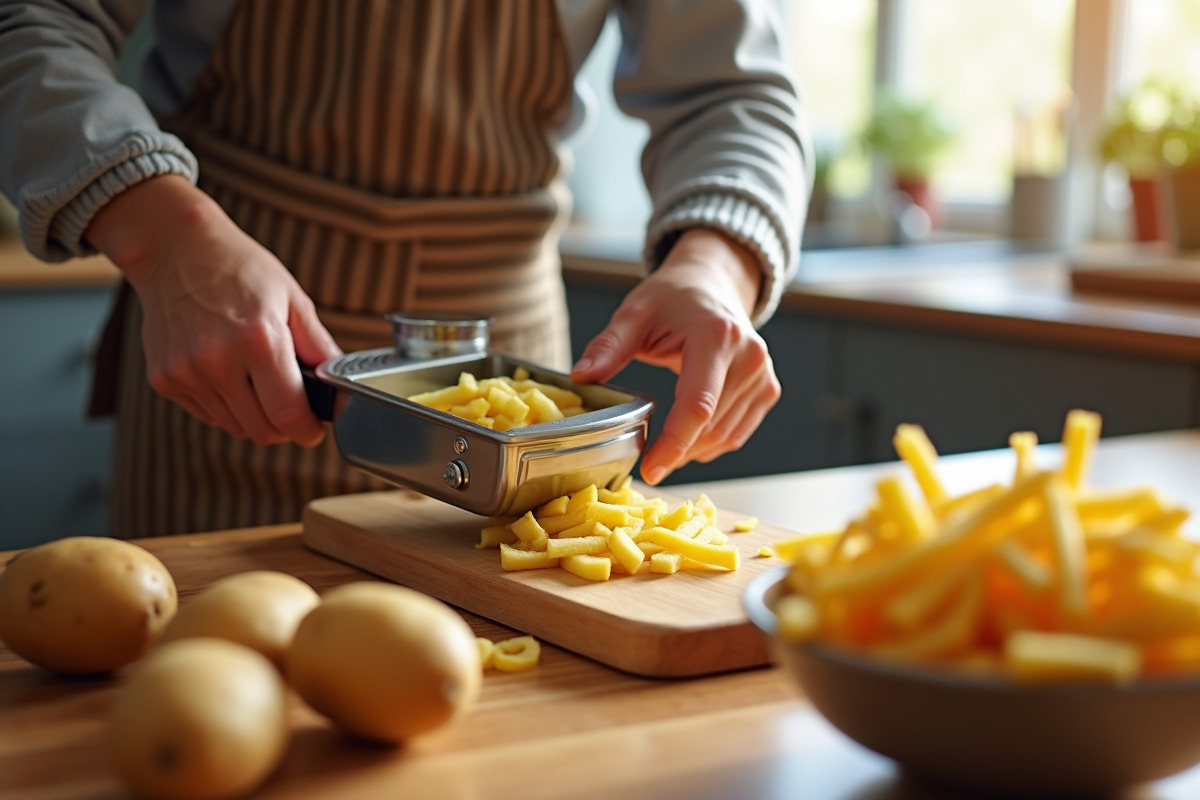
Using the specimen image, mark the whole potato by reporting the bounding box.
[0,536,177,673]
[159,571,319,672]
[288,582,481,743]
[109,638,290,800]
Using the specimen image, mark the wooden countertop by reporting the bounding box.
[0,238,120,290]
[562,232,1200,363]
[7,430,1200,799]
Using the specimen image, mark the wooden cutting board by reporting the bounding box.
[301,488,797,678]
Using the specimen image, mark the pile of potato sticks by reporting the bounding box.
[774,410,1200,684]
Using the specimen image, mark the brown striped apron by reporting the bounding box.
[108,0,574,537]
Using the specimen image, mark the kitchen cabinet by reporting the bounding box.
[0,285,116,548]
[831,319,1198,465]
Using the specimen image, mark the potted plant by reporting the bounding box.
[861,90,956,226]
[1157,97,1200,251]
[1097,80,1180,242]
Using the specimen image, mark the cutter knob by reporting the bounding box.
[442,460,470,490]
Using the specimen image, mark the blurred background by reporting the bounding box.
[6,0,1200,547]
[566,0,1200,251]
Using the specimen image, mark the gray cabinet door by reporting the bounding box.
[836,321,1198,464]
[0,286,117,545]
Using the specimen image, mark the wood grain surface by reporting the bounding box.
[301,487,791,677]
[11,437,1200,797]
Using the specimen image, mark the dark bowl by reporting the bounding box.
[744,568,1200,798]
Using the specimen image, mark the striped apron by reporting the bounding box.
[109,0,574,537]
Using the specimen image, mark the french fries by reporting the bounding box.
[408,367,589,429]
[479,480,741,580]
[774,409,1200,685]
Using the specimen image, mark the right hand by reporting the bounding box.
[86,175,341,447]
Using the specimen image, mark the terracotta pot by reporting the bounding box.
[894,177,941,228]
[1128,175,1166,242]
[1164,166,1200,252]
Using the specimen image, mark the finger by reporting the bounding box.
[148,359,245,438]
[221,372,289,446]
[188,384,249,440]
[690,403,764,464]
[289,295,342,366]
[686,352,776,460]
[171,394,215,427]
[639,335,733,484]
[570,310,649,385]
[249,336,326,448]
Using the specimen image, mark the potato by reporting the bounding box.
[109,638,290,800]
[0,536,177,673]
[287,582,481,744]
[159,570,319,672]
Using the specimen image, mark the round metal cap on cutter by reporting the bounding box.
[386,312,490,359]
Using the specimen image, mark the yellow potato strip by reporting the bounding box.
[1044,477,1089,619]
[1005,630,1139,685]
[876,475,935,543]
[875,574,983,661]
[893,424,947,507]
[993,539,1053,592]
[644,530,739,570]
[1061,409,1101,490]
[886,566,969,630]
[545,536,608,559]
[560,554,611,582]
[933,483,1005,520]
[499,544,558,571]
[1009,431,1038,482]
[814,472,1052,599]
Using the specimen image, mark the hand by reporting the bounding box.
[570,228,781,484]
[86,176,342,446]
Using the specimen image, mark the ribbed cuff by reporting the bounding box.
[645,185,795,328]
[22,133,199,262]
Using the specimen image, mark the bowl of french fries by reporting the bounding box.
[744,411,1200,797]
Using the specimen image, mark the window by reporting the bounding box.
[901,0,1075,200]
[784,0,876,198]
[564,0,1190,246]
[1122,0,1200,95]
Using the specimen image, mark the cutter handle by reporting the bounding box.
[298,359,336,422]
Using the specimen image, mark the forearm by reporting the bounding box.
[85,174,225,287]
[0,0,196,261]
[613,0,810,327]
[658,228,763,319]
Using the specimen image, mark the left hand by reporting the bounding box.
[570,228,781,485]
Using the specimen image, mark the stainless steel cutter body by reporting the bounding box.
[303,315,655,518]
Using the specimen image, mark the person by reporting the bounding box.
[0,0,810,538]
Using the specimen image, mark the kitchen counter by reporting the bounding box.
[562,234,1200,482]
[0,238,119,290]
[6,429,1200,799]
[563,233,1200,363]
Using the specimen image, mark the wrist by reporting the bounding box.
[84,175,224,287]
[663,228,763,317]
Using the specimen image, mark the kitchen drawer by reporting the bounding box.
[0,286,116,426]
[835,321,1198,464]
[0,419,115,549]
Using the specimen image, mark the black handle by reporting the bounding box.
[298,359,336,422]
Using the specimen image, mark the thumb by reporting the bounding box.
[571,314,646,384]
[289,293,341,367]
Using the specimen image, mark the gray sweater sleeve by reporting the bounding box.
[0,0,198,262]
[612,0,811,327]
